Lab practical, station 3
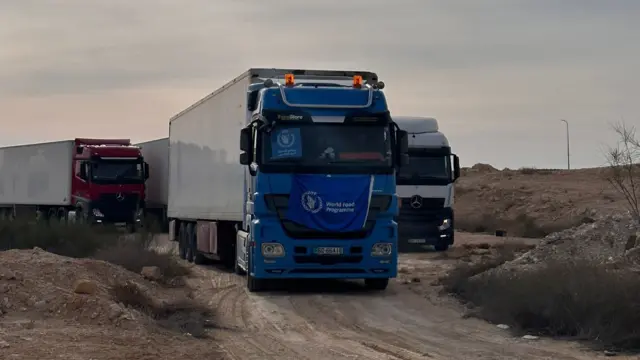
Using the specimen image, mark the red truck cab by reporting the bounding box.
[70,138,149,227]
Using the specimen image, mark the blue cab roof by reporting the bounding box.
[260,86,388,115]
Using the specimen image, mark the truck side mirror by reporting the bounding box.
[239,127,253,166]
[452,154,460,180]
[239,152,251,166]
[397,130,409,154]
[144,162,150,180]
[80,163,88,180]
[240,127,252,153]
[400,154,410,167]
[395,130,409,168]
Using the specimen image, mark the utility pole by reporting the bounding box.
[560,119,570,170]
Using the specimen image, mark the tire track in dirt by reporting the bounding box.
[286,290,436,359]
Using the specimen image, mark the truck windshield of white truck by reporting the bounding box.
[397,153,452,182]
[262,124,392,168]
[90,159,144,184]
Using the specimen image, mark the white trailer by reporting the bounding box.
[0,140,74,218]
[167,70,251,265]
[136,138,169,229]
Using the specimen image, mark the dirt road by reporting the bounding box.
[176,233,603,360]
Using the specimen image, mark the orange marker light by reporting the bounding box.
[284,73,295,86]
[353,75,363,88]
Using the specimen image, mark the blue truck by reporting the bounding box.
[167,68,408,292]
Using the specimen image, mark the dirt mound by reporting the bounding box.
[454,167,626,237]
[470,163,498,173]
[496,213,640,272]
[0,248,169,329]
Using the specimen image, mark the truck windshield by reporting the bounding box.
[261,124,392,169]
[397,154,452,184]
[91,159,144,184]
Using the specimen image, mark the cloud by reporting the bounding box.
[0,0,638,168]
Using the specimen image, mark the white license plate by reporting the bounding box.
[314,247,343,255]
[408,239,426,244]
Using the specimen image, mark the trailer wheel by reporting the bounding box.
[364,278,389,291]
[184,224,194,262]
[178,224,187,260]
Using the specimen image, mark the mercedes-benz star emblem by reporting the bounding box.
[116,193,125,202]
[410,195,423,209]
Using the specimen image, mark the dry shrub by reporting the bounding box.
[442,258,640,350]
[94,240,190,285]
[456,213,588,238]
[440,244,520,295]
[517,167,558,175]
[0,217,119,257]
[0,218,190,286]
[110,281,213,338]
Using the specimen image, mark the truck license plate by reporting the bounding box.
[314,247,343,255]
[408,239,426,244]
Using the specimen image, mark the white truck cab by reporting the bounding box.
[393,116,460,251]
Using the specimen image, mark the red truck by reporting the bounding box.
[0,138,149,228]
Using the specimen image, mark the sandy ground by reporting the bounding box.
[172,233,613,360]
[1,233,628,359]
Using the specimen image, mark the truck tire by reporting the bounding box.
[246,254,265,292]
[185,224,194,263]
[364,278,389,291]
[434,243,449,252]
[234,254,246,275]
[186,223,206,265]
[178,223,187,260]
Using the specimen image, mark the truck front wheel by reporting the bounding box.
[364,278,389,291]
[246,254,265,292]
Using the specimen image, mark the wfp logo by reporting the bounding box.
[301,191,323,214]
[276,129,296,148]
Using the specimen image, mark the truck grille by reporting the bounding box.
[95,193,140,221]
[264,194,392,239]
[398,197,445,222]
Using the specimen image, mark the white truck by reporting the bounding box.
[393,116,460,251]
[136,138,169,230]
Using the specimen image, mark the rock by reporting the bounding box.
[141,266,163,281]
[0,339,9,348]
[471,248,491,255]
[604,350,618,356]
[73,279,98,295]
[108,303,124,320]
[410,277,421,283]
[496,324,510,330]
[522,335,538,340]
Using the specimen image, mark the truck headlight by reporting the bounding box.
[438,219,451,231]
[371,243,393,257]
[92,208,104,217]
[261,243,285,258]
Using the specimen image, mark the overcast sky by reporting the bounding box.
[1,0,638,168]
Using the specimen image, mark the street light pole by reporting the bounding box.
[560,119,570,170]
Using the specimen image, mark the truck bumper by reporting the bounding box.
[396,207,454,251]
[250,241,398,280]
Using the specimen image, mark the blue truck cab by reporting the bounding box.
[236,69,409,292]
